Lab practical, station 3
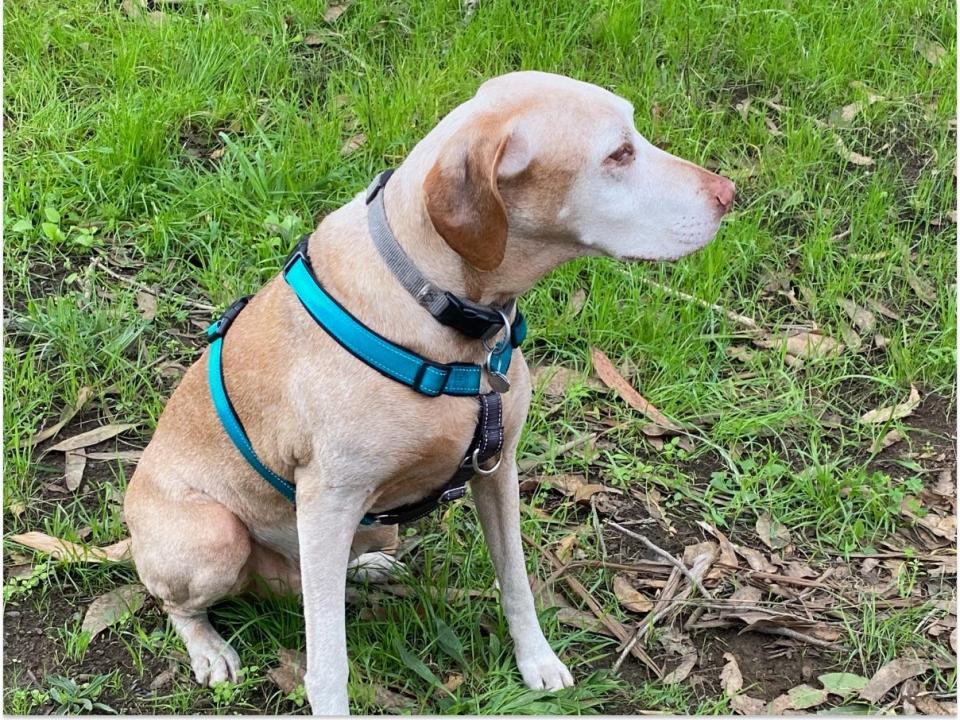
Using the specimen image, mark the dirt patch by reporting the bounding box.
[3,595,169,714]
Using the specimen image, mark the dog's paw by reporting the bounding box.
[517,649,575,691]
[347,551,404,584]
[190,639,241,686]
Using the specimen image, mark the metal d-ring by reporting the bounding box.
[481,309,513,354]
[471,447,502,476]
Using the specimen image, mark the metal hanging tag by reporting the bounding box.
[487,367,511,393]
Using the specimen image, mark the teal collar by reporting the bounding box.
[281,236,526,397]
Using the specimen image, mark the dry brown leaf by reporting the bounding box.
[767,693,793,715]
[121,0,147,18]
[858,385,920,424]
[865,298,901,320]
[442,673,465,693]
[269,647,306,694]
[720,652,744,696]
[376,684,417,709]
[613,575,653,613]
[697,521,739,570]
[556,533,579,562]
[915,38,947,65]
[839,322,863,351]
[829,101,865,127]
[755,512,791,550]
[545,473,586,496]
[905,270,937,306]
[7,564,33,579]
[950,628,957,652]
[591,347,681,432]
[65,451,87,492]
[859,658,930,703]
[340,133,366,157]
[839,298,877,333]
[914,695,950,715]
[872,429,906,452]
[731,694,766,715]
[568,288,587,316]
[136,291,157,321]
[529,365,601,397]
[30,386,94,447]
[732,544,776,573]
[755,331,844,359]
[9,532,131,563]
[725,345,757,363]
[661,650,698,684]
[81,583,145,640]
[85,450,144,462]
[682,541,719,567]
[48,423,136,453]
[573,483,619,504]
[324,3,350,23]
[834,135,874,166]
[556,607,612,635]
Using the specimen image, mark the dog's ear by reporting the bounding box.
[423,115,531,272]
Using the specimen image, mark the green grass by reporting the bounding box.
[4,0,956,714]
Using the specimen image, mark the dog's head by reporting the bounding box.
[421,71,734,272]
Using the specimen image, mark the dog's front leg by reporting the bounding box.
[472,455,575,691]
[296,470,367,715]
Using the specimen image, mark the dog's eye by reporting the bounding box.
[606,143,634,165]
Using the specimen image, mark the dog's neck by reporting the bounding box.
[380,163,582,308]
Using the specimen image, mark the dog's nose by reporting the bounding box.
[710,176,736,213]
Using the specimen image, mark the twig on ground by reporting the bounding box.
[607,521,714,601]
[748,626,839,650]
[91,257,217,313]
[523,532,662,677]
[636,276,761,332]
[517,422,628,473]
[590,497,607,560]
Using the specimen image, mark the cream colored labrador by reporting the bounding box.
[124,71,734,715]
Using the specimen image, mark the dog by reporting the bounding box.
[124,71,734,715]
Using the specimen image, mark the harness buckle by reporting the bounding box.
[206,295,252,341]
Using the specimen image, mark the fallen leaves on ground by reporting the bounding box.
[9,531,131,563]
[719,652,743,695]
[833,135,874,166]
[754,331,844,360]
[755,512,791,550]
[29,386,94,447]
[613,574,653,613]
[268,647,306,694]
[590,347,682,433]
[82,584,145,640]
[859,657,930,703]
[65,451,87,491]
[48,423,136,453]
[136,290,157,321]
[858,385,920,424]
[340,133,366,157]
[324,2,350,23]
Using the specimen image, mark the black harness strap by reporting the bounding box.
[360,392,504,525]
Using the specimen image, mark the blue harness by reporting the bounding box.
[206,172,525,524]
